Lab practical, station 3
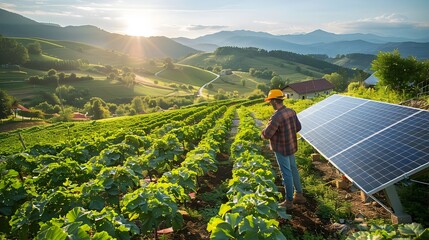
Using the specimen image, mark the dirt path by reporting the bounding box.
[172,110,238,239]
[0,120,48,133]
[172,111,391,239]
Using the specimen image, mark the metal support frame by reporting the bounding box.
[384,185,412,223]
[384,185,405,214]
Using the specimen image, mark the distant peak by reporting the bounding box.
[307,29,335,35]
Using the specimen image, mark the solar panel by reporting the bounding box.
[298,94,429,194]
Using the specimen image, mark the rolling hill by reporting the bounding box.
[0,8,199,59]
[11,37,141,66]
[179,47,361,82]
[325,53,377,72]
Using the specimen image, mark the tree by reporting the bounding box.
[372,50,427,95]
[0,36,29,65]
[347,82,361,92]
[256,83,270,94]
[107,103,118,114]
[131,96,145,114]
[58,72,66,82]
[163,58,174,69]
[27,42,42,55]
[270,76,284,89]
[35,101,57,114]
[52,107,73,122]
[115,105,127,116]
[0,89,12,119]
[324,72,348,92]
[47,69,57,77]
[249,68,256,75]
[91,99,110,120]
[12,43,29,65]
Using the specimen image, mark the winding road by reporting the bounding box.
[154,68,220,97]
[197,72,220,97]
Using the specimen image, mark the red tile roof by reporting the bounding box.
[17,104,30,112]
[282,78,334,94]
[72,112,89,120]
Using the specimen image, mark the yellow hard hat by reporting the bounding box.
[264,89,285,102]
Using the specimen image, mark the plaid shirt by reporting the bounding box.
[262,106,301,156]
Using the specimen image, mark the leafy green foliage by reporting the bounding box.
[0,169,27,216]
[207,106,288,238]
[397,180,429,226]
[158,168,198,193]
[372,50,429,96]
[30,158,90,192]
[0,89,14,119]
[208,214,286,240]
[0,36,29,65]
[347,223,429,240]
[121,183,183,234]
[10,188,82,238]
[36,207,139,240]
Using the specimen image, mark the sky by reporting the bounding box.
[1,0,429,40]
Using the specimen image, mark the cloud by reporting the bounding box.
[329,14,429,39]
[186,25,228,31]
[253,20,277,25]
[17,10,82,18]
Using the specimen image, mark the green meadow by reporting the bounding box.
[1,36,345,106]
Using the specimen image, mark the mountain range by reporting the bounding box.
[0,8,199,59]
[1,8,428,60]
[173,30,429,59]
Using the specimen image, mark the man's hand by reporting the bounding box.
[260,130,266,139]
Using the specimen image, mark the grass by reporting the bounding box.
[12,37,141,66]
[179,53,326,83]
[0,71,28,82]
[210,71,271,94]
[29,53,62,62]
[2,37,339,104]
[157,64,217,87]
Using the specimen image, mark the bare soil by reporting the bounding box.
[167,150,391,239]
[0,120,48,133]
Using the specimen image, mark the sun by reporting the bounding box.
[124,15,155,37]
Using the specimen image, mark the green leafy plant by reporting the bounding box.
[35,207,139,240]
[207,213,286,239]
[0,169,27,216]
[347,223,429,240]
[120,183,183,237]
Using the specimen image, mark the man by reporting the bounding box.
[261,89,306,209]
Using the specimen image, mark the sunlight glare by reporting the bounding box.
[124,15,155,37]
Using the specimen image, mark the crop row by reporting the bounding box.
[207,107,289,239]
[0,105,202,155]
[0,102,238,239]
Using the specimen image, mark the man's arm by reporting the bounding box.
[295,115,302,133]
[261,116,278,139]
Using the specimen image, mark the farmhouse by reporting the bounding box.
[282,78,334,99]
[16,104,30,112]
[72,112,89,121]
[220,69,232,75]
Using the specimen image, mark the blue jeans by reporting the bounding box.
[274,152,303,201]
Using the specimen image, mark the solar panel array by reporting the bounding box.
[298,94,429,194]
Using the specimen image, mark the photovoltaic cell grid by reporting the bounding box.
[297,94,429,194]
